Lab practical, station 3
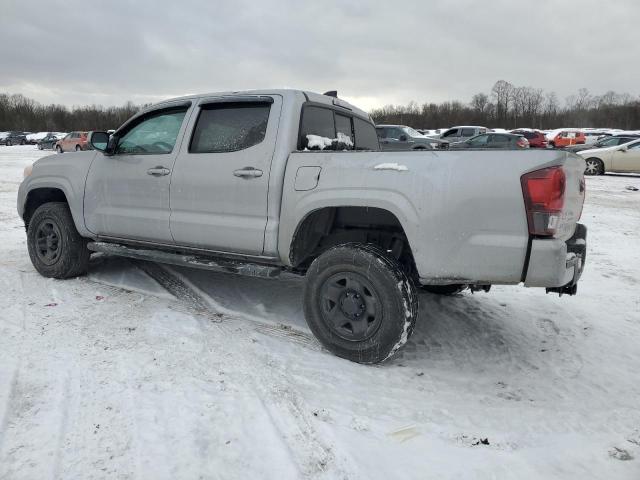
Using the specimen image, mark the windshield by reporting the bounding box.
[401,126,424,137]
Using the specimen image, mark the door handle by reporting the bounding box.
[233,167,263,178]
[147,166,171,176]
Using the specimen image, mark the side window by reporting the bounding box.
[387,128,404,140]
[299,106,336,149]
[461,128,476,137]
[335,114,354,150]
[628,142,640,150]
[117,107,188,155]
[468,134,489,146]
[442,129,459,138]
[491,134,509,144]
[190,103,270,153]
[354,117,380,150]
[376,128,385,139]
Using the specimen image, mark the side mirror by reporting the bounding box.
[90,131,110,153]
[399,135,408,142]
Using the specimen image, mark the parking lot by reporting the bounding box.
[1,145,639,479]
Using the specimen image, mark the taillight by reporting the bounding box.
[521,166,566,237]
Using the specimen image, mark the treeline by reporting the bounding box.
[0,93,147,132]
[370,80,640,130]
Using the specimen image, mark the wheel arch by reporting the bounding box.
[288,205,418,278]
[23,187,69,229]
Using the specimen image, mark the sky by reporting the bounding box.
[1,0,639,112]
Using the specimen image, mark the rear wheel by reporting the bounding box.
[20,139,26,145]
[75,145,81,151]
[37,144,43,150]
[6,140,11,147]
[56,145,62,153]
[584,158,604,175]
[303,243,418,364]
[27,202,90,279]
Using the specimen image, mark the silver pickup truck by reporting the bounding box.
[17,89,587,364]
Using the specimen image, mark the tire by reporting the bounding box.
[6,140,11,147]
[549,141,555,149]
[421,284,467,295]
[38,144,43,150]
[56,145,62,153]
[303,243,418,364]
[75,145,81,151]
[27,202,90,279]
[21,139,26,145]
[584,157,604,176]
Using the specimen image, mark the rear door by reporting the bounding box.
[84,103,192,243]
[169,95,281,254]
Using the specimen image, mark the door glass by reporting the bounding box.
[117,108,188,155]
[442,129,458,138]
[461,128,476,137]
[468,134,489,146]
[190,103,271,153]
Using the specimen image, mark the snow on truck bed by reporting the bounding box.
[1,146,639,479]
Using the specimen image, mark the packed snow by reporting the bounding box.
[1,146,639,479]
[373,162,409,171]
[306,133,353,150]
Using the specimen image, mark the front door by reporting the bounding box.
[169,95,281,255]
[84,104,192,243]
[612,141,640,172]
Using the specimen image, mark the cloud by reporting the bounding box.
[1,0,639,110]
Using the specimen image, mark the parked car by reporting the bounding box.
[18,89,587,364]
[578,138,640,175]
[449,132,529,149]
[55,131,89,153]
[511,129,548,148]
[547,130,586,148]
[439,126,488,143]
[564,134,640,153]
[0,131,28,146]
[583,130,609,145]
[37,133,63,150]
[376,125,449,150]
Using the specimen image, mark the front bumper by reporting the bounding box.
[524,223,587,295]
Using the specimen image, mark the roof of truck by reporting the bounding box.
[147,89,371,120]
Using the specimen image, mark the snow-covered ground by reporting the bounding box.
[1,145,639,479]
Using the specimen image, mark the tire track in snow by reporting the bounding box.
[133,260,321,351]
[132,261,356,477]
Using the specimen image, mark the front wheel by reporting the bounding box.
[6,140,11,147]
[27,202,90,279]
[75,145,81,151]
[56,145,62,153]
[584,158,604,175]
[37,144,43,150]
[303,243,418,364]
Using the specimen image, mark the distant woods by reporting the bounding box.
[0,93,146,132]
[370,80,640,130]
[3,80,640,132]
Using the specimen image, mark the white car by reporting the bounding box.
[578,138,640,175]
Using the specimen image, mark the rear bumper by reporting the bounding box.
[524,223,587,294]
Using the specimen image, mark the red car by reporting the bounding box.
[55,131,89,153]
[511,129,548,148]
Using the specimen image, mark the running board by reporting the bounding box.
[87,241,283,279]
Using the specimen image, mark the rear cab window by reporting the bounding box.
[299,104,379,151]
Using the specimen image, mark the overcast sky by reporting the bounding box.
[2,0,639,111]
